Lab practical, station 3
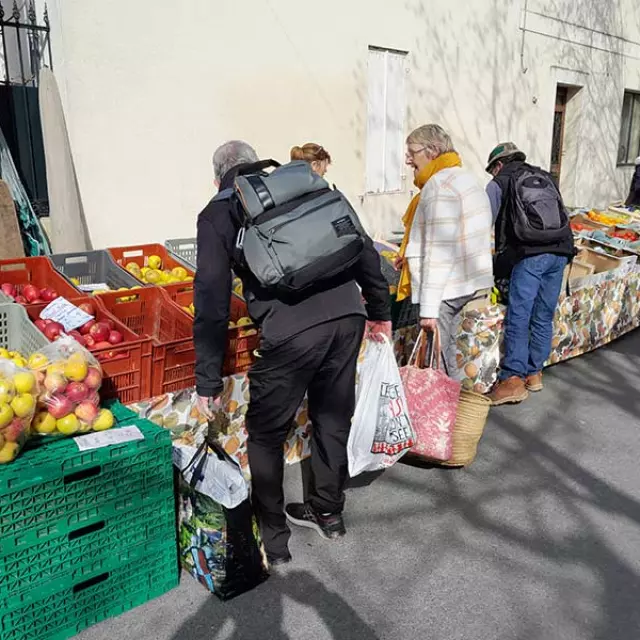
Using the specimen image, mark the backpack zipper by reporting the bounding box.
[265,193,343,240]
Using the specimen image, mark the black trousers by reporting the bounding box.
[246,315,366,556]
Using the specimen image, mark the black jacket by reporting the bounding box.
[493,161,574,278]
[626,165,640,207]
[194,165,391,397]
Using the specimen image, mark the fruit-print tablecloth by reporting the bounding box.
[130,251,640,474]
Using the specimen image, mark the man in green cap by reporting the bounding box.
[485,143,575,405]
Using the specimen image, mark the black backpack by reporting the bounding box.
[505,163,570,245]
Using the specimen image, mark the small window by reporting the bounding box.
[365,47,407,194]
[617,91,640,165]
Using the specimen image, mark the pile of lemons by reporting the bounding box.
[125,255,193,286]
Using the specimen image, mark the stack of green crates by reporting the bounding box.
[0,409,178,640]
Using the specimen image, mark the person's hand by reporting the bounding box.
[420,317,438,332]
[366,320,392,343]
[393,255,404,271]
[196,395,222,420]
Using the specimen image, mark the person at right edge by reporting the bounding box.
[194,141,392,567]
[485,143,575,405]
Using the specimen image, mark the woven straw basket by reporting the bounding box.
[439,390,491,467]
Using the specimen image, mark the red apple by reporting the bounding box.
[104,319,115,331]
[1,283,16,298]
[39,288,58,303]
[43,322,64,341]
[66,381,89,404]
[89,322,110,343]
[14,295,27,305]
[68,330,86,347]
[86,390,100,406]
[108,330,124,345]
[22,284,39,303]
[92,341,112,350]
[84,335,96,348]
[31,299,44,304]
[34,318,47,332]
[46,394,73,419]
[44,372,67,394]
[79,319,96,335]
[84,367,102,389]
[78,302,96,316]
[75,400,99,424]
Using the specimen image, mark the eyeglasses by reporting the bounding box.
[406,147,426,158]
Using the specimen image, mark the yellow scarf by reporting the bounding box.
[396,151,462,302]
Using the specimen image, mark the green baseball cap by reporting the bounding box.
[486,142,526,172]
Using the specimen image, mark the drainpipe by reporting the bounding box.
[520,0,529,74]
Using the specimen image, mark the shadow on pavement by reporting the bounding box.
[170,569,378,640]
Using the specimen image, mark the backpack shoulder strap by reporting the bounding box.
[211,187,234,203]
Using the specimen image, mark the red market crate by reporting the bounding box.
[107,243,194,287]
[163,287,259,376]
[0,257,81,303]
[95,287,194,396]
[25,296,153,404]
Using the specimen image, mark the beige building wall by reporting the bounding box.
[40,0,640,248]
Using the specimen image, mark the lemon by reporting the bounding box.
[148,255,163,270]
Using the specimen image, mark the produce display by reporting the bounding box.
[0,282,60,306]
[125,255,193,286]
[587,210,631,226]
[608,228,639,242]
[29,337,114,437]
[0,358,39,463]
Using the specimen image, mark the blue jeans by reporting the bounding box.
[499,254,568,380]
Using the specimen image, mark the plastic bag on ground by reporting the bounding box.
[28,336,114,437]
[348,337,415,478]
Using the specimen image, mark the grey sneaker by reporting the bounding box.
[285,503,346,540]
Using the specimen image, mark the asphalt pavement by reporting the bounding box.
[76,329,640,640]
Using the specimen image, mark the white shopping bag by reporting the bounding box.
[347,337,415,478]
[174,442,249,510]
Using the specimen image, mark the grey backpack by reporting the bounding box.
[509,164,570,245]
[230,160,366,294]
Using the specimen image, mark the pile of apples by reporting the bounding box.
[125,254,193,286]
[33,301,126,350]
[0,363,37,463]
[30,349,114,437]
[1,282,60,306]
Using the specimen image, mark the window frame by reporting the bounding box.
[617,90,640,167]
[365,45,409,195]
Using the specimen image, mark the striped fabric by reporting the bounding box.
[405,166,494,318]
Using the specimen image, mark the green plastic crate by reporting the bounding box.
[0,420,172,552]
[0,302,48,355]
[0,539,178,640]
[104,399,138,424]
[1,492,175,609]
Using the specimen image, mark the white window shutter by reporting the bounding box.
[383,53,406,192]
[366,49,386,193]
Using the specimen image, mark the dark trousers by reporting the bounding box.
[246,315,366,557]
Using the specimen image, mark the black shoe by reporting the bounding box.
[267,552,292,568]
[285,503,346,540]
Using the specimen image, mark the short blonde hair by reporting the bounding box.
[407,124,455,158]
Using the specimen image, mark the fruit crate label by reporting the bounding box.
[40,297,94,331]
[78,283,109,292]
[74,425,144,451]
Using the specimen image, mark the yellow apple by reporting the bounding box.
[171,267,188,280]
[0,380,15,405]
[11,393,35,419]
[0,403,14,429]
[236,317,252,327]
[56,414,80,435]
[148,255,163,270]
[0,441,19,463]
[0,348,10,360]
[33,411,57,434]
[27,353,49,370]
[11,356,27,369]
[92,409,114,432]
[13,371,36,394]
[64,355,88,383]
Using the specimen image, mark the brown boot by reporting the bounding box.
[488,376,529,406]
[525,372,543,392]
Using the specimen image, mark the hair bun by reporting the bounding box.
[290,146,305,160]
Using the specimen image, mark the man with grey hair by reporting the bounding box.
[194,141,391,567]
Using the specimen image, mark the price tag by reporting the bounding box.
[78,283,109,292]
[74,426,144,451]
[39,297,94,332]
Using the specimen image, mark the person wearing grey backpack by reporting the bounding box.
[485,143,575,405]
[194,140,391,567]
